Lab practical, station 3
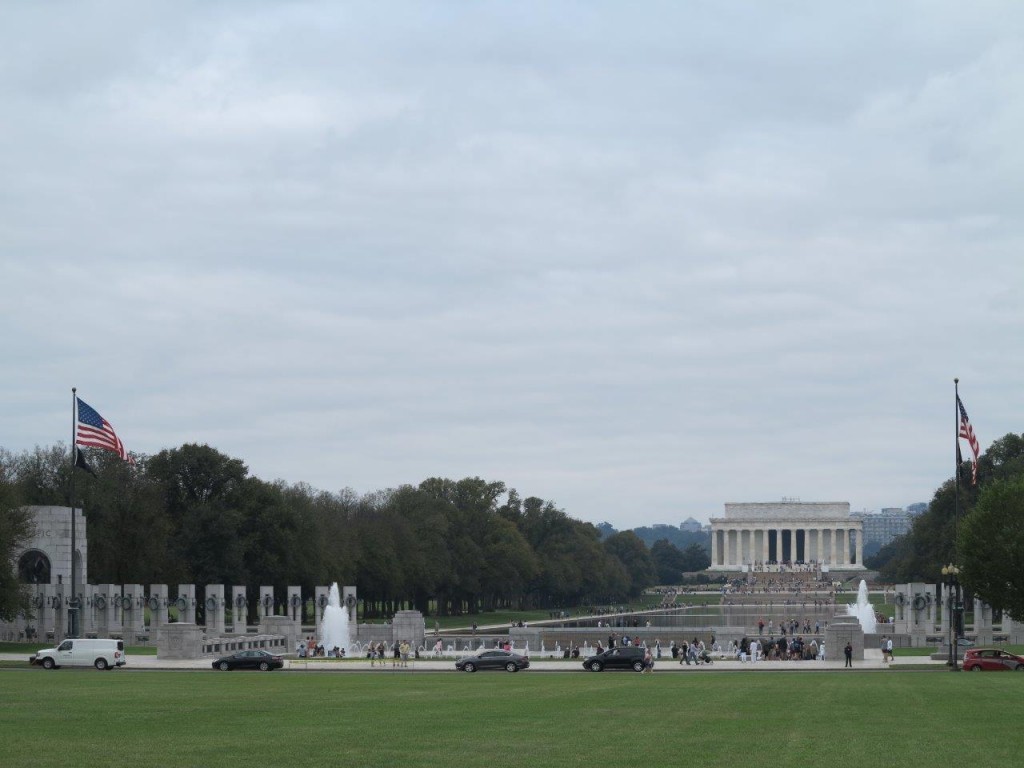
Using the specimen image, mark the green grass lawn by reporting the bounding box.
[1,669,1022,768]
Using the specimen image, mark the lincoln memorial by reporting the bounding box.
[708,501,864,571]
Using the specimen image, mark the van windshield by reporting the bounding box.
[58,641,72,651]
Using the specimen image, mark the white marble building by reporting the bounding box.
[708,501,864,571]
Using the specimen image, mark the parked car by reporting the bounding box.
[30,638,126,670]
[454,649,530,673]
[212,649,284,671]
[582,646,647,672]
[962,648,1024,671]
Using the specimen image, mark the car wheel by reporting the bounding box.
[42,657,55,670]
[94,658,108,671]
[969,665,982,672]
[219,662,230,671]
[505,662,518,673]
[259,662,270,671]
[1016,664,1024,671]
[463,662,476,673]
[632,661,645,672]
[589,661,603,672]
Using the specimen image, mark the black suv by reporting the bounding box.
[582,646,647,672]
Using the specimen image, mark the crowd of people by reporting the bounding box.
[733,635,824,662]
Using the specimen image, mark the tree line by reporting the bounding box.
[867,431,1024,621]
[0,443,709,620]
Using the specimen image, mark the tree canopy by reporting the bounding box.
[868,431,1024,619]
[0,443,708,617]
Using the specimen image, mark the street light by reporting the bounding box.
[941,564,962,671]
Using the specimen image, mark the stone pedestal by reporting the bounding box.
[260,615,300,653]
[391,610,426,651]
[825,614,864,662]
[158,623,205,659]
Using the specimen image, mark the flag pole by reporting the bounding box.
[950,377,962,670]
[69,387,78,639]
[953,378,960,556]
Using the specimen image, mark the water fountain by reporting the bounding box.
[319,583,351,653]
[845,579,878,634]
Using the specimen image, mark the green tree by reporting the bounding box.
[959,475,1024,621]
[679,542,711,572]
[146,444,249,584]
[0,476,32,620]
[603,531,656,596]
[650,539,686,584]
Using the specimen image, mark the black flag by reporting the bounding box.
[75,448,97,478]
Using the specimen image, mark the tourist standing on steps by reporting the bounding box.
[844,642,853,668]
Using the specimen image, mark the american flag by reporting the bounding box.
[957,395,979,486]
[76,397,133,464]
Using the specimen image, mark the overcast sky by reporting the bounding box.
[3,2,1022,529]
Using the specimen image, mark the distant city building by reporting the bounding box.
[906,502,927,516]
[853,507,913,550]
[679,517,703,533]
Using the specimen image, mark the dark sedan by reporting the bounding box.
[455,649,530,673]
[212,649,284,671]
[582,646,647,672]
[963,648,1024,671]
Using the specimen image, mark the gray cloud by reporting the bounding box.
[3,2,1023,527]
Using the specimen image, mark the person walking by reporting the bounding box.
[844,642,853,668]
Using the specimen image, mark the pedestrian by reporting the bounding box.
[844,642,853,668]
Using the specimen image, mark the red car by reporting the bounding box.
[962,648,1024,672]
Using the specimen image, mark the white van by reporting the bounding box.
[31,638,126,670]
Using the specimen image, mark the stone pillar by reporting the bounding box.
[38,585,56,641]
[761,527,770,564]
[101,583,121,637]
[315,586,330,627]
[176,584,196,624]
[80,585,97,637]
[710,527,718,567]
[287,586,303,623]
[258,586,275,620]
[205,584,226,636]
[231,586,248,632]
[342,586,358,626]
[830,528,838,565]
[975,598,993,645]
[147,584,168,639]
[121,584,145,642]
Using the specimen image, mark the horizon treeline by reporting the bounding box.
[0,443,709,617]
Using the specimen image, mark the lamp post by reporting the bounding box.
[942,564,962,671]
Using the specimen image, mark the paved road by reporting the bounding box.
[3,648,944,672]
